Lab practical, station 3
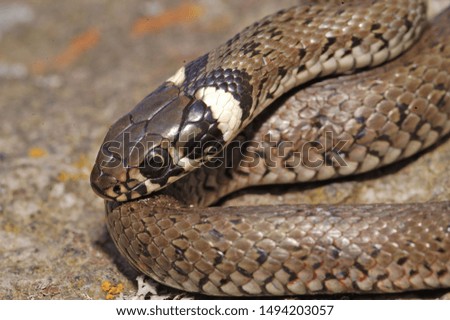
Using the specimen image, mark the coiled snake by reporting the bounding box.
[91,0,450,296]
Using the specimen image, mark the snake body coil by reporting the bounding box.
[91,0,450,296]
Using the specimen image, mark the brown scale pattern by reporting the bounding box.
[198,0,427,122]
[173,5,450,204]
[107,199,450,296]
[104,2,450,296]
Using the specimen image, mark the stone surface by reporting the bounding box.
[1,0,449,299]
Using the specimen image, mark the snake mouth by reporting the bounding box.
[90,179,112,200]
[90,162,166,202]
[90,163,117,200]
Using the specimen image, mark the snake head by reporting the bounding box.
[90,81,225,201]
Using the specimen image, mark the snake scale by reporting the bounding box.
[91,0,450,296]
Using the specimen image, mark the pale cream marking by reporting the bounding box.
[370,41,384,53]
[403,140,422,158]
[441,121,450,136]
[177,156,201,171]
[423,130,439,149]
[295,166,316,182]
[337,54,355,72]
[166,66,186,86]
[382,147,402,165]
[321,56,338,74]
[130,190,142,199]
[372,49,389,66]
[338,160,359,176]
[416,123,431,137]
[307,60,322,77]
[196,87,242,142]
[219,109,232,123]
[282,70,297,88]
[242,280,262,295]
[389,43,404,60]
[286,279,307,295]
[334,48,346,59]
[116,194,127,202]
[359,154,380,172]
[352,45,367,57]
[144,180,161,193]
[261,171,279,184]
[388,33,402,48]
[105,187,118,199]
[128,167,147,183]
[317,166,336,180]
[354,52,372,68]
[220,282,240,296]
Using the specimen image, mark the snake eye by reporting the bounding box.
[140,147,170,179]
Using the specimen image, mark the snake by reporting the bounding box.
[90,0,450,296]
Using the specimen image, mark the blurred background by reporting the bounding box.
[0,0,449,299]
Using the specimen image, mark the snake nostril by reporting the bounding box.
[113,185,121,194]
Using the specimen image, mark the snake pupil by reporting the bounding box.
[140,148,170,179]
[147,153,164,168]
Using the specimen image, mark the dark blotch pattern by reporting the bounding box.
[177,99,225,160]
[351,36,363,47]
[374,33,389,49]
[241,41,261,57]
[322,37,337,54]
[184,54,209,85]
